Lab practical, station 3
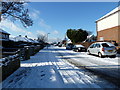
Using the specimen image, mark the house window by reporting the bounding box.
[2,34,5,39]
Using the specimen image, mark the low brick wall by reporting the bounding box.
[0,54,20,82]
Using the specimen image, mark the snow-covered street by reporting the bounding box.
[2,46,119,88]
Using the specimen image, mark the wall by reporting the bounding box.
[97,26,120,44]
[97,10,119,31]
[96,7,120,45]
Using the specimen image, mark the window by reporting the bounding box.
[102,43,110,47]
[2,34,5,39]
[96,44,101,48]
[90,44,95,48]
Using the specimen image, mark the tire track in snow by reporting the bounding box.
[53,46,117,88]
[48,47,102,88]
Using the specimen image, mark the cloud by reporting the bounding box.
[53,30,59,34]
[39,19,51,30]
[36,30,47,36]
[29,9,40,20]
[0,20,25,33]
[49,37,62,43]
[0,19,36,39]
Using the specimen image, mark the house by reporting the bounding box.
[96,6,120,45]
[83,35,97,42]
[0,28,10,41]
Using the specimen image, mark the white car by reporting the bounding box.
[87,42,117,58]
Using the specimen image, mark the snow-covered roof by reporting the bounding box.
[87,35,94,39]
[67,39,72,43]
[12,35,31,42]
[0,28,10,35]
[11,35,39,43]
[29,39,39,43]
[74,45,84,47]
[34,39,39,43]
[96,6,120,22]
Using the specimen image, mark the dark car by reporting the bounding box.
[66,43,74,50]
[73,45,87,52]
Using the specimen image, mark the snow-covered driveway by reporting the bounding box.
[2,46,118,88]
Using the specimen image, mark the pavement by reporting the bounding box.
[2,46,118,88]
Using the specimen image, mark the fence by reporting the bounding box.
[0,45,42,81]
[0,52,20,82]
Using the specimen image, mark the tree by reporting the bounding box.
[37,34,47,43]
[66,29,89,43]
[1,2,33,27]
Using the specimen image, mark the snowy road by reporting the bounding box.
[2,46,119,88]
[54,47,120,80]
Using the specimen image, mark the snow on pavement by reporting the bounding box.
[2,46,117,88]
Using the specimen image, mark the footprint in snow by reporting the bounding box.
[41,71,44,72]
[41,74,45,77]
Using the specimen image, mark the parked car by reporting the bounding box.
[66,43,74,50]
[72,45,87,52]
[58,44,62,47]
[87,42,117,58]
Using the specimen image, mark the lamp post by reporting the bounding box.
[47,33,50,49]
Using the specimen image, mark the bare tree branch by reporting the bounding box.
[37,34,47,43]
[1,2,33,27]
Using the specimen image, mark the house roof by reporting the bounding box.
[11,35,39,43]
[0,28,10,35]
[12,35,31,42]
[96,6,120,22]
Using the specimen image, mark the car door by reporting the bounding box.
[94,44,101,55]
[92,44,97,54]
[88,44,95,54]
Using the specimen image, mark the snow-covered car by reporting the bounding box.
[73,45,87,52]
[66,43,74,50]
[87,42,117,58]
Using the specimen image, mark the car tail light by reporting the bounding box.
[102,48,105,51]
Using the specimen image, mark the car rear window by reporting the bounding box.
[102,43,110,47]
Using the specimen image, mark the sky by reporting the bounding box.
[0,2,118,42]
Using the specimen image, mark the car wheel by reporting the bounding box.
[98,52,103,58]
[88,50,91,55]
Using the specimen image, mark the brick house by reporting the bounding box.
[96,6,120,45]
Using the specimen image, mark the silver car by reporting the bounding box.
[87,42,117,58]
